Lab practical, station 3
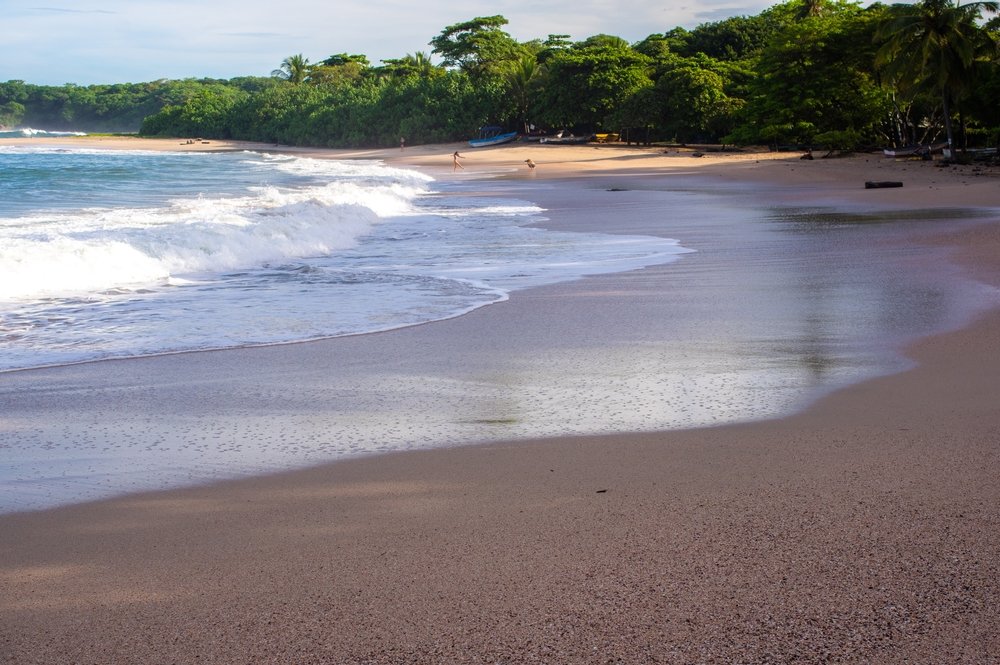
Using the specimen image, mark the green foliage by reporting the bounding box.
[633,34,673,60]
[1,78,258,132]
[678,11,788,60]
[730,6,890,146]
[321,54,371,67]
[0,100,25,127]
[812,128,864,151]
[140,87,246,138]
[504,55,544,131]
[534,39,652,129]
[380,75,501,145]
[377,52,444,79]
[271,54,311,84]
[575,34,632,50]
[308,61,368,87]
[139,71,499,147]
[307,54,373,87]
[0,82,27,126]
[650,59,744,142]
[429,16,525,81]
[964,56,1000,130]
[877,0,999,96]
[876,0,1000,148]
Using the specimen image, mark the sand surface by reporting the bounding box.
[2,136,1000,662]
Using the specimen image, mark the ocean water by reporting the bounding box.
[3,144,997,514]
[0,146,690,372]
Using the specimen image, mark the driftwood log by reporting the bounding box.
[864,181,904,189]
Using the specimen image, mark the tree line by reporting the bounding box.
[0,78,273,134]
[3,0,998,152]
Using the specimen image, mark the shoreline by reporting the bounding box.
[2,136,1000,661]
[8,132,1000,190]
[8,132,999,215]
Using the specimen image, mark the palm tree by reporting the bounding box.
[271,54,311,84]
[376,52,441,79]
[876,0,999,151]
[505,55,543,134]
[405,52,437,76]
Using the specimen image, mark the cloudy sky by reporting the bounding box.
[4,1,775,86]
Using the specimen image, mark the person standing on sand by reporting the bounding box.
[400,137,405,151]
[453,151,464,171]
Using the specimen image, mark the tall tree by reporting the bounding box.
[505,54,543,132]
[649,56,745,142]
[680,12,786,60]
[320,54,370,67]
[308,54,371,87]
[876,0,999,151]
[429,15,524,80]
[733,7,887,147]
[535,40,652,130]
[271,54,311,84]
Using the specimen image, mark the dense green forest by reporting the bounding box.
[2,0,998,151]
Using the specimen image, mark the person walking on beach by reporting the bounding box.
[453,151,464,171]
[400,136,405,151]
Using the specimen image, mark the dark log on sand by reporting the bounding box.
[865,181,904,189]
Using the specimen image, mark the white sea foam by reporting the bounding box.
[0,148,692,373]
[0,174,428,301]
[0,127,88,138]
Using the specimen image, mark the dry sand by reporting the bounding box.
[2,136,1000,663]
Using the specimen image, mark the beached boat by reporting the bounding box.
[942,146,999,160]
[468,127,519,148]
[539,133,594,144]
[882,142,948,157]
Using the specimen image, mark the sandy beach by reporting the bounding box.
[2,136,1000,662]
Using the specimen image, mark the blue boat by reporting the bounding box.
[468,126,519,148]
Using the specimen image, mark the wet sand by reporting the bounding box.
[2,137,1000,662]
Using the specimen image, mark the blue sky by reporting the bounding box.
[4,1,776,86]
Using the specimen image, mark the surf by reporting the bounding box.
[0,147,691,372]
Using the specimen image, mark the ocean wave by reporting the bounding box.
[0,177,428,301]
[0,148,693,376]
[0,127,88,138]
